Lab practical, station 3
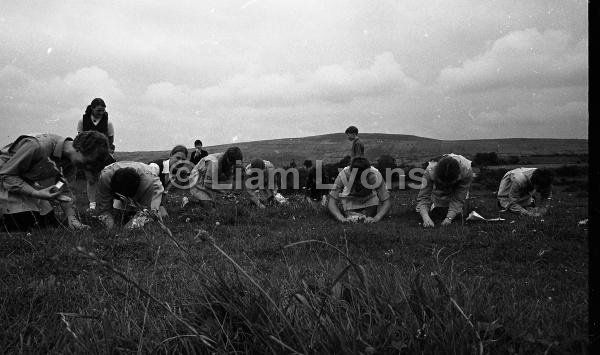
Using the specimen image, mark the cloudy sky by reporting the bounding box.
[0,0,588,151]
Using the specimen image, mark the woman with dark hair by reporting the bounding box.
[77,98,115,152]
[328,157,391,223]
[77,98,116,212]
[148,145,189,191]
[188,147,243,209]
[95,161,166,230]
[0,131,110,231]
[416,153,473,227]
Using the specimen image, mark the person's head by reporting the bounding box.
[194,139,203,152]
[219,146,243,179]
[169,145,188,166]
[111,167,141,198]
[433,156,461,188]
[303,159,313,169]
[531,168,554,193]
[345,125,359,140]
[71,131,111,171]
[349,156,373,196]
[85,98,107,119]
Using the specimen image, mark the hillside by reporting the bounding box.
[116,133,588,167]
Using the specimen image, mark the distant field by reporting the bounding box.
[116,133,588,167]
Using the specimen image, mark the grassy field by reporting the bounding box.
[0,176,588,353]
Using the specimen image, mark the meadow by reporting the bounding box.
[0,170,589,354]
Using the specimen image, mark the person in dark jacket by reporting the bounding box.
[345,125,365,159]
[190,139,208,165]
[148,145,189,191]
[77,98,115,153]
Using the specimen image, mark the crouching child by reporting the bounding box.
[96,161,167,230]
[497,167,554,217]
[328,157,391,223]
[416,153,473,227]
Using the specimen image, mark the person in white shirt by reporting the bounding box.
[416,153,473,227]
[188,147,243,209]
[328,157,391,223]
[96,161,167,229]
[497,167,554,216]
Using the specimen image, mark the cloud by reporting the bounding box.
[476,100,587,124]
[0,65,124,105]
[0,65,125,137]
[437,28,588,92]
[143,52,419,108]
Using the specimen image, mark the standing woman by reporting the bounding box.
[0,131,110,231]
[77,98,115,211]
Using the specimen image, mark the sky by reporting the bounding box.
[0,0,588,151]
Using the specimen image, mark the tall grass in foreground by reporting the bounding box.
[63,216,572,354]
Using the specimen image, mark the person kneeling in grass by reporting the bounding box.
[497,167,554,217]
[244,158,280,209]
[0,132,110,231]
[188,147,243,210]
[148,144,189,192]
[328,157,391,223]
[416,153,473,228]
[96,161,167,229]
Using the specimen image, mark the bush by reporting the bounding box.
[473,168,509,190]
[473,152,500,167]
[553,165,587,178]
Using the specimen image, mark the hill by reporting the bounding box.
[116,133,588,167]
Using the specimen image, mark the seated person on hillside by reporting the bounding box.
[190,139,209,165]
[0,132,110,231]
[96,161,167,229]
[188,147,243,209]
[416,153,473,228]
[497,167,554,217]
[148,145,189,192]
[328,157,391,223]
[245,158,280,209]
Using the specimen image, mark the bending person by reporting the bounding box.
[497,167,554,216]
[188,147,243,209]
[416,153,473,227]
[0,132,110,231]
[96,161,167,229]
[328,157,390,223]
[244,158,278,209]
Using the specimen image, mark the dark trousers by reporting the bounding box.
[428,207,463,222]
[1,211,59,232]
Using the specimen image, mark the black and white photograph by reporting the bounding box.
[0,1,589,353]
